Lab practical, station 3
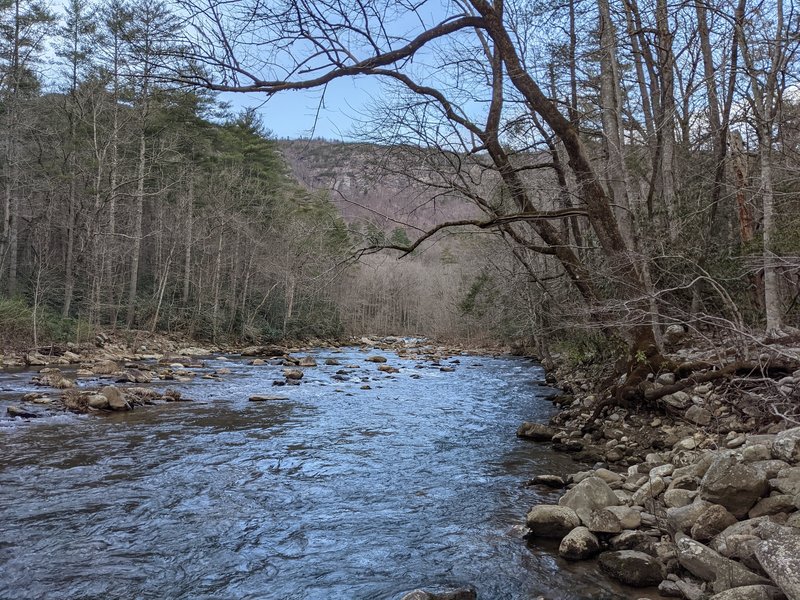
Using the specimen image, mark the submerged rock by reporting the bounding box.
[516,422,555,441]
[401,587,476,600]
[7,405,40,418]
[558,526,600,560]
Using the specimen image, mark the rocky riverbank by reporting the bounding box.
[519,331,800,600]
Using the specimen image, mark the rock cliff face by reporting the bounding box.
[277,139,482,229]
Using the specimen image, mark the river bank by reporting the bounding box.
[519,328,800,600]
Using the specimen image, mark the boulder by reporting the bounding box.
[708,586,788,600]
[526,505,580,539]
[749,495,797,518]
[378,365,400,374]
[663,391,692,410]
[283,369,304,380]
[676,535,771,593]
[772,467,800,496]
[298,356,317,367]
[401,588,476,600]
[699,456,769,518]
[604,505,642,529]
[772,427,800,463]
[365,355,387,363]
[608,530,655,552]
[577,508,622,534]
[686,405,713,426]
[516,422,556,442]
[690,505,738,542]
[665,488,697,508]
[92,359,119,375]
[87,394,110,409]
[527,475,565,488]
[632,476,666,506]
[558,477,620,513]
[248,395,289,402]
[7,405,39,418]
[755,525,800,600]
[598,550,663,587]
[101,386,129,411]
[559,526,600,560]
[667,499,711,534]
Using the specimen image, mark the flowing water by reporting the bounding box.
[0,348,643,599]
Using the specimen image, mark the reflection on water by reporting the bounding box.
[0,349,634,599]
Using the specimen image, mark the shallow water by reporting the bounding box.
[0,348,641,599]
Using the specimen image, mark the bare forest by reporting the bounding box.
[1,0,799,359]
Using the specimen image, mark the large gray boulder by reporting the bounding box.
[526,505,580,539]
[749,495,796,518]
[699,456,769,518]
[558,477,620,513]
[690,504,738,542]
[558,526,600,560]
[756,525,800,600]
[708,586,788,600]
[676,535,771,593]
[667,499,711,534]
[772,427,800,463]
[101,385,130,411]
[598,550,663,587]
[772,467,800,496]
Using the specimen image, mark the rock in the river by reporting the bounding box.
[558,477,620,513]
[248,395,289,402]
[708,586,788,600]
[773,427,800,463]
[526,505,580,538]
[101,385,129,411]
[559,526,600,560]
[578,508,623,534]
[87,394,109,409]
[516,422,555,442]
[297,356,317,367]
[7,405,40,418]
[365,355,387,363]
[598,550,664,587]
[401,588,476,600]
[92,359,119,375]
[676,535,770,593]
[755,526,800,600]
[283,369,304,380]
[690,505,738,542]
[527,475,565,488]
[378,365,400,374]
[699,456,769,518]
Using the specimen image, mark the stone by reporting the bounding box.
[92,359,119,375]
[605,505,642,529]
[526,505,580,539]
[755,525,800,600]
[251,359,266,366]
[676,535,771,593]
[324,358,340,366]
[690,505,738,542]
[609,530,655,551]
[594,468,623,484]
[772,467,800,496]
[674,579,706,600]
[632,476,666,506]
[558,477,620,513]
[516,422,555,441]
[7,405,39,418]
[527,475,565,488]
[686,405,713,426]
[558,526,601,560]
[101,386,129,411]
[749,495,797,518]
[378,365,400,374]
[577,508,622,534]
[657,372,676,385]
[297,356,317,367]
[674,437,697,451]
[401,588,476,600]
[744,445,772,462]
[283,369,303,380]
[365,355,387,363]
[664,488,696,508]
[87,394,109,409]
[663,391,692,410]
[248,395,289,402]
[664,324,687,345]
[700,456,769,518]
[667,499,711,534]
[598,550,664,587]
[773,427,800,463]
[708,586,788,600]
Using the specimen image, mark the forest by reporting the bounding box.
[1,0,799,357]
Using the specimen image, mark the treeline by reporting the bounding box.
[173,0,800,357]
[0,0,367,344]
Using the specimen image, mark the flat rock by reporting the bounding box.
[577,508,622,534]
[248,395,289,402]
[7,405,40,418]
[676,535,771,593]
[401,588,476,600]
[527,475,565,488]
[686,405,713,426]
[526,505,580,539]
[708,586,788,600]
[598,550,663,587]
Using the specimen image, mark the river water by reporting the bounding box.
[0,348,639,599]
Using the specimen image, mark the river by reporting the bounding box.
[0,348,639,599]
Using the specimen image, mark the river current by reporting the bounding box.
[0,348,638,599]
